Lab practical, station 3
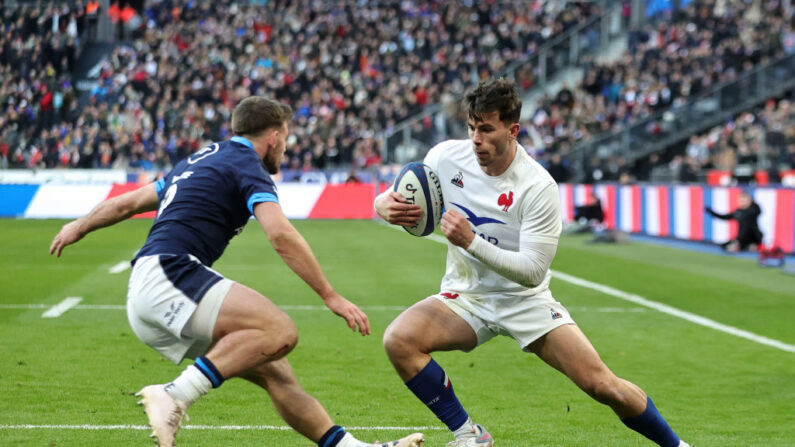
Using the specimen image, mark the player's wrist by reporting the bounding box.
[318,287,338,301]
[373,194,388,220]
[465,233,483,252]
[73,218,90,237]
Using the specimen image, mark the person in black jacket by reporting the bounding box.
[574,193,605,224]
[705,192,763,252]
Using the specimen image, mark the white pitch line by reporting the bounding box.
[0,424,446,431]
[108,261,130,274]
[0,304,48,309]
[551,270,795,353]
[382,224,795,354]
[41,297,82,318]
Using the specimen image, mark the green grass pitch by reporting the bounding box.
[1,219,793,446]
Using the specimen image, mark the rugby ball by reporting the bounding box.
[393,162,444,237]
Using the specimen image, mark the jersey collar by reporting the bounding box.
[230,136,255,151]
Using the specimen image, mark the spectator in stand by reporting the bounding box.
[85,0,100,40]
[545,153,570,183]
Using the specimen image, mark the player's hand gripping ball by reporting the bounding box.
[393,162,444,237]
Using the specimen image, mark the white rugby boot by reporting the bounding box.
[136,384,189,446]
[446,424,494,447]
[371,432,425,446]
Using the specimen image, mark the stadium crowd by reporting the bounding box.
[3,0,794,188]
[527,0,793,183]
[1,0,600,173]
[678,97,795,183]
[538,94,795,186]
[0,2,86,169]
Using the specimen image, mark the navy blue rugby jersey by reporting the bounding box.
[135,136,278,266]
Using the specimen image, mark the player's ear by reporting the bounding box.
[509,122,520,139]
[267,127,279,147]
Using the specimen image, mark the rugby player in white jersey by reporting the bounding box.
[50,97,424,447]
[375,78,689,447]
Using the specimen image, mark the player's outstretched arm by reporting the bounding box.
[704,206,732,220]
[374,189,423,227]
[49,183,159,257]
[253,201,371,335]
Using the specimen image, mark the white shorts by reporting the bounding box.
[127,254,234,364]
[432,290,576,351]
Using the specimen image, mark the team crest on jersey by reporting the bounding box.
[450,171,464,188]
[550,309,563,320]
[498,191,514,212]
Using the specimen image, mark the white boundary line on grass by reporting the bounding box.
[41,297,82,318]
[0,424,446,431]
[108,261,130,274]
[550,270,795,353]
[417,226,795,353]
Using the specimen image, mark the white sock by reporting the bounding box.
[336,432,370,447]
[164,365,212,407]
[453,417,476,439]
[679,442,690,447]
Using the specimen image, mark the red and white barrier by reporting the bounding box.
[560,184,795,253]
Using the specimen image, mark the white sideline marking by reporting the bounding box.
[387,224,795,353]
[108,261,130,274]
[0,304,48,309]
[0,424,446,431]
[551,270,795,353]
[41,297,82,318]
[1,303,645,313]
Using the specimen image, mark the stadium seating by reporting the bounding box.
[1,0,601,172]
[537,0,793,184]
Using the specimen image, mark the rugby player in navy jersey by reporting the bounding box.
[50,97,424,447]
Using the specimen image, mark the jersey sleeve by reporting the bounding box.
[520,182,562,245]
[153,178,166,200]
[464,181,561,288]
[237,161,279,214]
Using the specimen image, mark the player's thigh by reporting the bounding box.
[527,324,612,386]
[387,297,477,352]
[211,283,294,341]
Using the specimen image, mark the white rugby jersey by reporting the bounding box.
[423,139,561,298]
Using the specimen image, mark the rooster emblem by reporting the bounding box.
[498,191,514,212]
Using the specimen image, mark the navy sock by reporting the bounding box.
[622,397,680,447]
[317,425,346,447]
[194,356,225,388]
[405,358,469,431]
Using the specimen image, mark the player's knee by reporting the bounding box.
[582,376,621,405]
[266,316,299,360]
[383,323,418,360]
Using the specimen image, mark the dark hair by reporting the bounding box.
[463,78,522,125]
[231,97,293,137]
